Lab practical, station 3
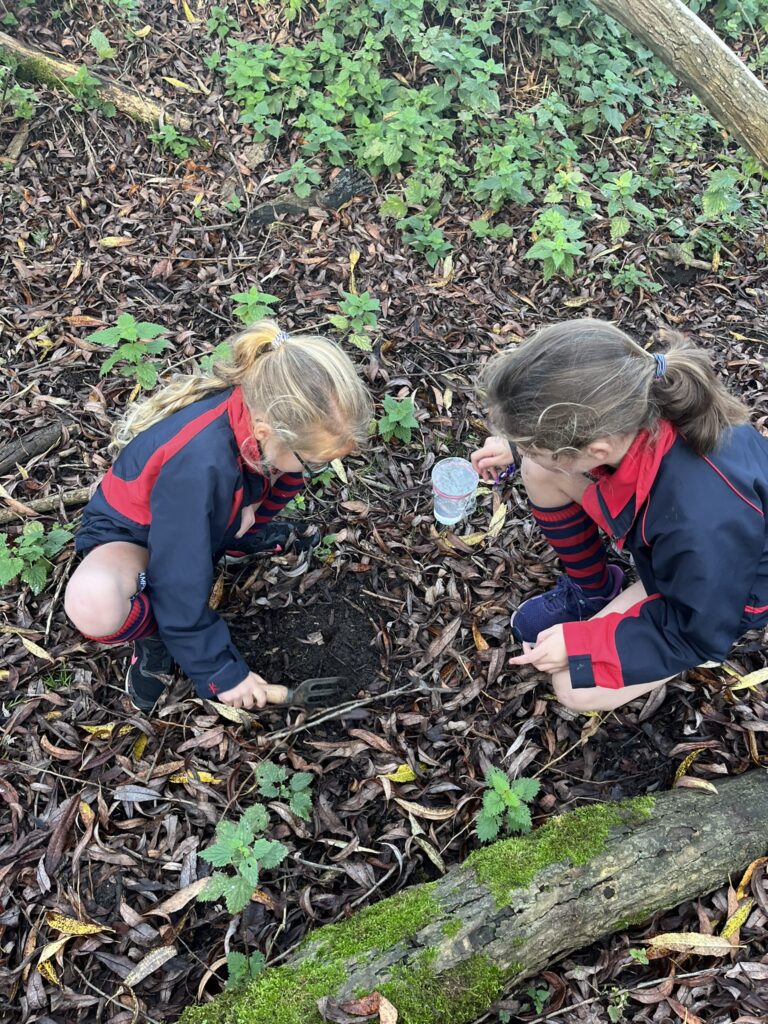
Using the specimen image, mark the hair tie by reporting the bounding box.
[653,352,667,380]
[272,330,288,350]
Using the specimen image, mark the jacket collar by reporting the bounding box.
[581,420,678,545]
[226,386,261,466]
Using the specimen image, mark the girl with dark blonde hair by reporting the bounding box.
[471,318,768,713]
[66,320,373,713]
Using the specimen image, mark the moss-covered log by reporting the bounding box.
[591,0,768,166]
[180,770,768,1024]
[0,31,190,129]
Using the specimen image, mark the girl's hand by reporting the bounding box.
[508,625,569,674]
[219,670,269,709]
[470,436,515,481]
[235,504,256,538]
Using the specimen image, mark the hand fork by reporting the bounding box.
[263,676,349,708]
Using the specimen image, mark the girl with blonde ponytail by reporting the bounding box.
[65,319,373,713]
[471,318,768,714]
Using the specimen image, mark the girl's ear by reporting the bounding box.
[250,420,272,444]
[584,438,614,463]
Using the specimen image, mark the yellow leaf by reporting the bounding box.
[17,236,26,253]
[348,248,360,295]
[82,723,116,739]
[394,798,454,821]
[132,733,149,761]
[46,913,112,936]
[21,636,54,662]
[330,458,347,484]
[674,747,704,783]
[443,388,453,410]
[720,898,753,939]
[162,76,198,92]
[99,236,135,248]
[384,764,417,783]
[79,801,95,825]
[181,0,200,23]
[458,532,486,546]
[133,24,152,37]
[209,701,253,725]
[736,855,768,900]
[39,937,69,962]
[471,622,489,652]
[169,770,220,785]
[711,250,721,273]
[647,932,739,956]
[726,665,768,691]
[486,503,507,540]
[44,710,62,720]
[37,960,60,985]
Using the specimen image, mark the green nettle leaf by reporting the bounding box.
[241,803,270,834]
[43,527,73,556]
[0,553,24,587]
[506,802,533,833]
[251,838,289,870]
[349,333,373,351]
[239,853,262,887]
[88,325,123,346]
[610,215,630,241]
[475,812,501,843]
[510,777,540,803]
[289,790,313,821]
[134,362,158,390]
[483,790,506,816]
[226,952,248,985]
[255,761,288,797]
[89,28,117,59]
[198,872,231,901]
[290,772,314,792]
[135,322,169,340]
[380,196,407,219]
[225,873,255,914]
[200,821,243,866]
[21,560,50,595]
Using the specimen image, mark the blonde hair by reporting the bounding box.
[111,319,373,456]
[482,319,748,457]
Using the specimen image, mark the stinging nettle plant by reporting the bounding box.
[198,804,288,914]
[88,313,170,390]
[254,760,314,821]
[475,767,540,843]
[0,522,73,595]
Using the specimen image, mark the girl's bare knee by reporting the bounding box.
[64,572,128,637]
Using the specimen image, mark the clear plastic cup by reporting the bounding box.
[431,457,479,526]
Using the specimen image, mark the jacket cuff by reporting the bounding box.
[562,617,625,690]
[195,652,250,698]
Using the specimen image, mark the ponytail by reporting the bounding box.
[111,319,372,457]
[649,330,748,455]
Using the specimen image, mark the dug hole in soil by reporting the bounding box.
[227,571,386,702]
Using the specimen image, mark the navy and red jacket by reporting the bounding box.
[562,420,768,689]
[75,386,304,696]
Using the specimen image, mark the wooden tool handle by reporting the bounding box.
[263,683,291,705]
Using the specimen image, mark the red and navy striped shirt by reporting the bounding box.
[76,386,304,695]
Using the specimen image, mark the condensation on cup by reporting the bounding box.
[431,457,479,526]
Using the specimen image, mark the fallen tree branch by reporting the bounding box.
[0,486,91,524]
[180,770,768,1024]
[0,423,64,476]
[0,31,191,129]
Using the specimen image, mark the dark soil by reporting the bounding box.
[228,572,385,693]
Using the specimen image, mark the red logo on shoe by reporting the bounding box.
[131,654,138,665]
[275,544,282,553]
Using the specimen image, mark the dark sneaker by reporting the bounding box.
[223,520,320,565]
[510,564,624,643]
[125,635,174,712]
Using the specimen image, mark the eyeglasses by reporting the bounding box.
[293,451,331,479]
